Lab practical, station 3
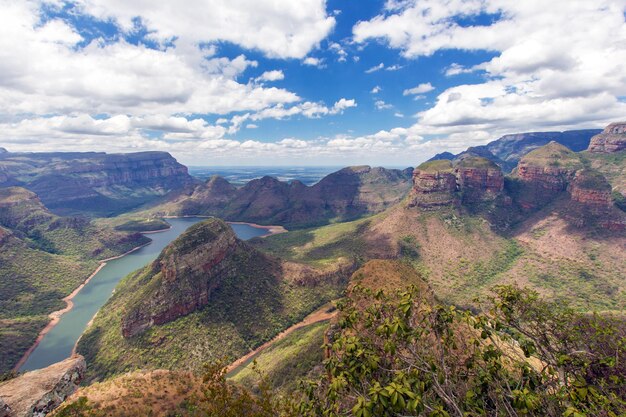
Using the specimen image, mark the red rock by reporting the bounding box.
[588,122,626,153]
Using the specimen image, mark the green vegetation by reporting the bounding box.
[229,321,328,393]
[0,316,49,372]
[298,285,626,416]
[455,155,500,169]
[0,187,149,372]
[78,222,346,381]
[416,159,454,172]
[113,218,171,232]
[520,141,583,169]
[253,216,373,267]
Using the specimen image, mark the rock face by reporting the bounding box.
[454,156,504,203]
[121,219,258,338]
[0,151,193,216]
[408,161,457,209]
[515,142,583,209]
[0,356,85,417]
[408,157,504,209]
[569,170,613,211]
[588,122,626,153]
[155,166,414,229]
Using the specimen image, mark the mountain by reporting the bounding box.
[256,137,625,312]
[146,165,414,229]
[583,122,626,197]
[429,129,602,172]
[0,187,149,373]
[0,151,193,216]
[77,218,352,381]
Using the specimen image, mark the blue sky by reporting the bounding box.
[0,1,624,166]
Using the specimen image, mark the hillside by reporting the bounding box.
[430,128,601,172]
[255,140,626,312]
[0,151,193,216]
[0,187,149,373]
[77,219,351,381]
[142,165,413,229]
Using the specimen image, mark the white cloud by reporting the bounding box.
[303,57,325,67]
[365,63,385,73]
[329,42,348,62]
[74,0,335,59]
[246,124,259,129]
[352,0,626,159]
[444,63,474,77]
[256,70,285,82]
[331,98,357,113]
[385,64,403,71]
[403,83,435,96]
[0,2,300,116]
[375,100,392,110]
[394,112,404,118]
[371,86,382,94]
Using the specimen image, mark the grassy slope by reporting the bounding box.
[229,321,328,394]
[254,200,625,312]
[582,150,626,194]
[0,187,149,373]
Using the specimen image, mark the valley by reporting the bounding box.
[1,122,625,416]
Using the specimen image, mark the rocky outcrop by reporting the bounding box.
[588,122,626,153]
[408,157,504,209]
[515,142,583,209]
[0,151,193,215]
[408,161,457,209]
[0,398,10,417]
[569,170,613,211]
[121,219,251,337]
[454,156,504,203]
[0,356,85,417]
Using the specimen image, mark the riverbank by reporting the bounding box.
[13,241,154,372]
[14,218,287,372]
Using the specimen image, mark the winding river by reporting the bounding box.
[19,218,271,372]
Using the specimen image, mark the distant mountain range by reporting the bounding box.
[429,128,602,172]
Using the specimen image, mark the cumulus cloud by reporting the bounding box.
[375,100,392,110]
[371,86,382,94]
[256,70,285,82]
[0,2,300,116]
[403,83,435,96]
[302,57,325,67]
[74,0,335,59]
[352,0,626,158]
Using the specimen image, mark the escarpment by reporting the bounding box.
[588,122,626,153]
[408,160,457,209]
[0,151,193,216]
[121,219,250,338]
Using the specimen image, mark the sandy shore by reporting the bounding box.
[227,221,287,237]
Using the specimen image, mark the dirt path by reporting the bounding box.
[226,303,337,375]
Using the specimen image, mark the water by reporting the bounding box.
[19,218,270,371]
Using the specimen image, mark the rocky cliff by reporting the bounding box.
[514,142,583,209]
[121,219,248,337]
[0,151,193,216]
[588,122,626,153]
[0,356,85,417]
[408,160,457,209]
[408,156,504,209]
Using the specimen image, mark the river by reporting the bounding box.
[19,218,271,372]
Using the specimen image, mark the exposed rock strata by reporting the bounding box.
[0,356,85,417]
[588,122,626,153]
